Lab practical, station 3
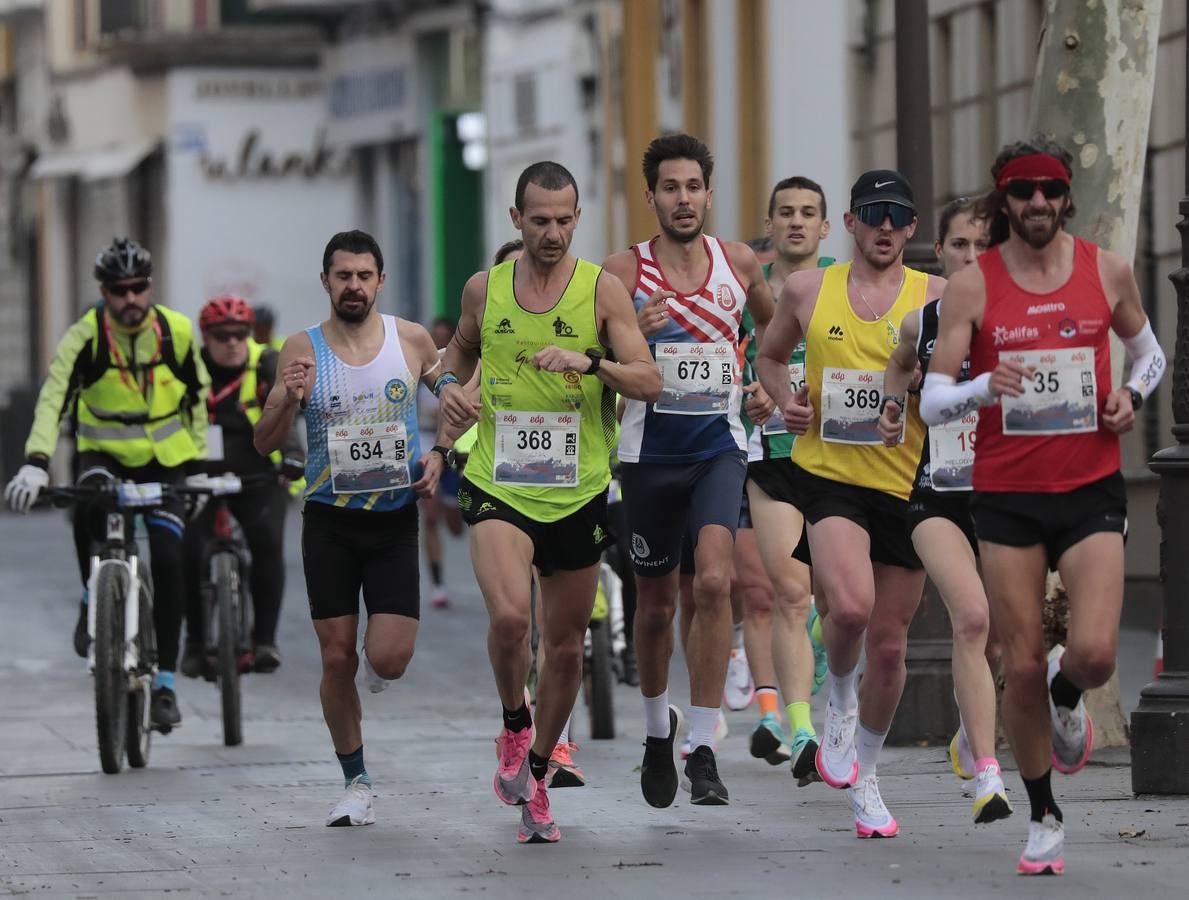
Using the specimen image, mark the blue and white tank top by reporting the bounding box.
[303,315,421,511]
[617,235,747,464]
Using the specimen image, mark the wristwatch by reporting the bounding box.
[1127,387,1144,411]
[584,349,603,375]
[430,445,457,469]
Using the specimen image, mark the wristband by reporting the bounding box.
[433,372,460,397]
[881,394,906,414]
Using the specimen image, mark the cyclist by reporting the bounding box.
[181,295,304,678]
[5,237,208,731]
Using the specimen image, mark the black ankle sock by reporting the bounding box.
[1022,770,1062,823]
[1050,669,1083,709]
[430,562,442,587]
[528,749,549,782]
[503,702,532,732]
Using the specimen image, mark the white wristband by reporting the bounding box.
[919,371,993,427]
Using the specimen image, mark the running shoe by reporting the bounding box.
[517,778,560,843]
[815,695,858,788]
[326,775,375,827]
[430,585,449,609]
[724,647,755,710]
[253,643,282,673]
[362,651,388,694]
[180,641,207,679]
[847,774,899,838]
[806,603,828,696]
[949,726,975,781]
[547,741,585,788]
[494,725,536,805]
[680,708,728,759]
[749,713,791,765]
[790,728,822,786]
[1047,646,1093,774]
[971,762,1013,824]
[641,705,684,808]
[73,596,90,659]
[683,745,729,805]
[150,687,181,730]
[1017,814,1064,875]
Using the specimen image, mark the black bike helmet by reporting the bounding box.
[94,237,152,282]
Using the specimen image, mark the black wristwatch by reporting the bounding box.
[430,445,457,469]
[584,349,603,375]
[1127,387,1144,411]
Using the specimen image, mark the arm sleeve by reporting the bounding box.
[919,371,994,427]
[1122,320,1166,399]
[24,319,94,461]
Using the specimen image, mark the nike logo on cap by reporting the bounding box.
[874,180,895,188]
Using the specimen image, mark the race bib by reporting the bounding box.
[928,412,977,491]
[820,367,887,445]
[762,362,806,435]
[206,424,224,462]
[655,342,736,415]
[329,421,411,494]
[493,410,579,487]
[1000,347,1097,435]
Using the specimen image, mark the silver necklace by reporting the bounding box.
[849,270,905,322]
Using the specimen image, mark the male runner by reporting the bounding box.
[877,197,1012,825]
[744,177,834,784]
[254,230,449,828]
[604,133,775,807]
[756,170,944,837]
[438,161,660,843]
[921,137,1165,874]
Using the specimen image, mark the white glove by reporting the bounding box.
[5,464,49,513]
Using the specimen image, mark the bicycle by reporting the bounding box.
[583,559,626,740]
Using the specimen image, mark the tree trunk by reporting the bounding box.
[1025,0,1163,748]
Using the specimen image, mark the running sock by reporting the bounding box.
[643,690,673,739]
[975,756,999,773]
[528,749,549,783]
[336,745,371,787]
[856,722,888,781]
[1049,668,1084,710]
[810,608,823,644]
[558,714,571,746]
[732,621,744,650]
[829,665,859,714]
[1022,769,1063,823]
[688,704,720,751]
[152,670,175,691]
[756,686,779,718]
[502,702,532,733]
[429,561,442,588]
[787,701,814,736]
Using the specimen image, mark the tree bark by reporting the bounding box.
[1025,0,1163,748]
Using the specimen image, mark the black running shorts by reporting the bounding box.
[906,486,978,554]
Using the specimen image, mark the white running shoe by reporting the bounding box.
[847,774,898,838]
[362,651,388,694]
[1046,646,1093,774]
[949,726,975,781]
[971,763,1013,824]
[723,647,755,711]
[815,695,858,788]
[680,708,729,760]
[326,776,375,826]
[1017,814,1064,875]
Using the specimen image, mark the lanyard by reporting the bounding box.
[206,372,246,422]
[103,311,162,396]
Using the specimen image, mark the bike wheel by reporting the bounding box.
[214,552,243,747]
[93,563,129,774]
[126,567,154,768]
[586,620,615,740]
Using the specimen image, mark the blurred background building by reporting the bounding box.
[0,0,1182,596]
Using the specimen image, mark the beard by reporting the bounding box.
[115,303,148,327]
[333,290,373,323]
[659,211,704,244]
[1007,204,1063,249]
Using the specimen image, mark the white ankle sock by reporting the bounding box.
[856,722,887,781]
[829,665,859,713]
[558,714,571,746]
[688,705,720,751]
[643,691,672,739]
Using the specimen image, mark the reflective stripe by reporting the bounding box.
[78,417,185,443]
[146,419,184,442]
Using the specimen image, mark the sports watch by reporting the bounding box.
[1127,387,1144,411]
[430,445,457,468]
[584,349,603,375]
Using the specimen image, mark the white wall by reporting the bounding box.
[707,0,740,243]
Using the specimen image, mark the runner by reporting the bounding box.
[921,137,1165,875]
[876,197,1011,825]
[438,161,660,843]
[253,230,451,827]
[756,169,944,837]
[604,133,775,807]
[744,177,834,784]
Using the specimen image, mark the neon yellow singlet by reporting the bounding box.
[792,262,927,500]
[463,258,617,521]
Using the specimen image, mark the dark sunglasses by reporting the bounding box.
[105,279,150,297]
[853,202,915,229]
[209,329,250,343]
[1003,179,1069,200]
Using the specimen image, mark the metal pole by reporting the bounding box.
[1131,34,1189,795]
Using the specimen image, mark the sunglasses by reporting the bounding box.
[209,329,250,343]
[853,202,915,229]
[105,279,150,297]
[1003,179,1069,200]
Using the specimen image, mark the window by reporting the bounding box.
[100,0,147,36]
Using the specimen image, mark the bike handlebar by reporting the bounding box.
[37,472,278,509]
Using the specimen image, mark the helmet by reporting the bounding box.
[94,237,152,282]
[199,295,255,332]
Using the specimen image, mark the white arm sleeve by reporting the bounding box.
[919,371,994,427]
[1122,320,1166,399]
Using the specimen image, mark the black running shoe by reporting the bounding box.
[73,600,90,658]
[791,732,823,787]
[684,745,729,805]
[180,642,206,679]
[640,705,683,808]
[150,687,182,730]
[253,643,282,673]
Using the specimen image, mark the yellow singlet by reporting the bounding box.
[791,262,927,500]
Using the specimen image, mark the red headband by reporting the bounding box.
[996,153,1070,189]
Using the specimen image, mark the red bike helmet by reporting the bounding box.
[199,294,255,332]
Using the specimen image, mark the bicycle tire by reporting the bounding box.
[586,620,615,740]
[126,565,154,768]
[93,563,129,774]
[214,552,243,747]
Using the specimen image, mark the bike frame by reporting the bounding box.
[84,509,148,677]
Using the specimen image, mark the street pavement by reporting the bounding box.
[1,504,1187,899]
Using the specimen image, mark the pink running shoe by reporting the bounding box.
[517,778,560,843]
[493,726,536,806]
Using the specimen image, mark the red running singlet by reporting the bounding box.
[969,237,1119,493]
